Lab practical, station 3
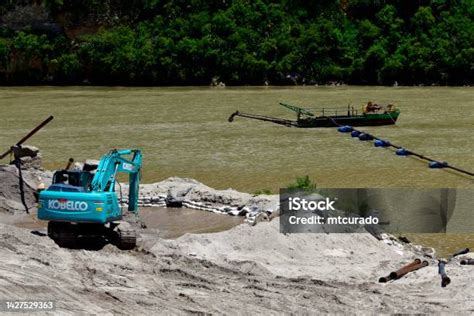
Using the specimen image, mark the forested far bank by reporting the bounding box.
[0,0,473,86]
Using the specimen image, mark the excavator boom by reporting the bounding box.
[90,149,142,213]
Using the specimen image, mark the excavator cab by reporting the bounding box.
[49,170,93,192]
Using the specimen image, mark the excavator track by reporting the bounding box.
[113,221,137,250]
[57,231,77,248]
[48,221,77,248]
[48,221,137,250]
[116,228,137,250]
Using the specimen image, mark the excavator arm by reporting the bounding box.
[90,149,142,213]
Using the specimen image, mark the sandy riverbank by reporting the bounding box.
[2,218,474,314]
[2,160,474,313]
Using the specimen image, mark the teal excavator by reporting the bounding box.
[38,149,142,249]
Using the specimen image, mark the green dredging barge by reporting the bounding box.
[228,102,400,128]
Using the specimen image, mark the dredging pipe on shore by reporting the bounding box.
[449,248,470,260]
[461,259,474,265]
[379,259,420,282]
[389,259,425,280]
[438,261,451,287]
[379,259,428,283]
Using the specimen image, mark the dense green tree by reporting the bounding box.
[0,0,472,85]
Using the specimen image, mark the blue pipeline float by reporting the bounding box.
[351,130,361,137]
[429,161,448,169]
[358,133,374,141]
[396,148,410,156]
[337,125,353,133]
[374,139,390,147]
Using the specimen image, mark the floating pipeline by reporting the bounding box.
[332,118,474,178]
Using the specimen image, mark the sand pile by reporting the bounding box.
[122,177,279,221]
[2,218,474,314]
[175,219,413,282]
